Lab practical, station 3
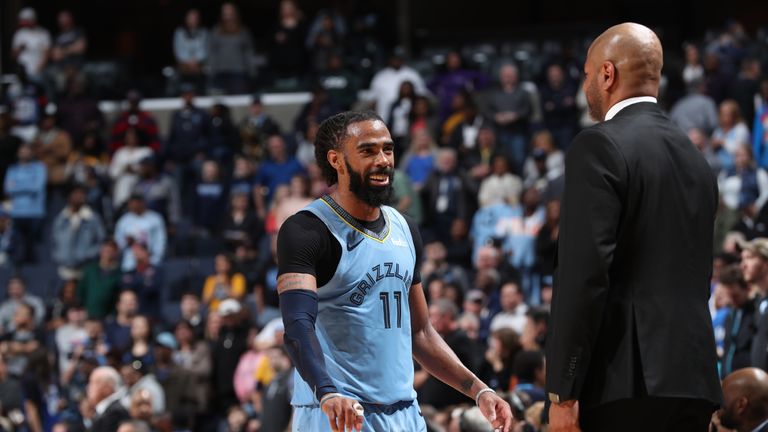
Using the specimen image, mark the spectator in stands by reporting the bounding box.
[388,81,418,156]
[718,367,768,432]
[391,168,423,225]
[0,112,23,191]
[739,238,768,372]
[421,148,475,242]
[317,52,361,110]
[429,50,490,124]
[120,358,165,416]
[254,134,305,219]
[416,299,475,409]
[484,63,532,173]
[134,154,182,229]
[4,143,46,264]
[461,122,499,182]
[0,301,44,378]
[164,84,209,193]
[133,154,181,231]
[105,289,139,352]
[522,130,564,193]
[33,112,73,191]
[682,43,704,89]
[6,66,47,143]
[109,90,160,154]
[539,63,578,150]
[479,153,522,209]
[268,0,308,82]
[0,209,21,267]
[690,127,731,177]
[670,77,719,136]
[753,77,768,170]
[173,8,209,94]
[239,95,281,162]
[55,303,88,372]
[81,366,130,432]
[512,350,546,403]
[208,103,240,166]
[489,281,528,335]
[202,253,246,313]
[520,307,549,352]
[719,144,768,231]
[0,277,45,333]
[126,391,155,430]
[171,320,211,414]
[498,186,545,303]
[120,241,162,319]
[47,10,87,96]
[440,88,473,145]
[400,129,436,191]
[721,265,759,377]
[123,314,155,369]
[77,239,121,320]
[221,185,262,252]
[56,74,103,146]
[11,8,51,83]
[369,46,427,120]
[305,10,344,73]
[52,184,106,280]
[713,99,751,157]
[0,353,35,431]
[259,346,294,432]
[176,292,205,338]
[294,85,340,138]
[192,159,227,234]
[208,2,255,95]
[732,58,761,128]
[110,128,153,211]
[409,95,439,138]
[210,299,250,412]
[477,327,522,393]
[535,198,560,280]
[114,194,167,272]
[421,240,471,294]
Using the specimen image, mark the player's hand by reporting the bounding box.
[549,400,581,432]
[477,391,514,432]
[320,395,364,432]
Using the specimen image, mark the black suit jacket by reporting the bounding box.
[90,399,131,432]
[545,102,723,409]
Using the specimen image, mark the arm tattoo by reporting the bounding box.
[279,274,309,291]
[460,378,476,393]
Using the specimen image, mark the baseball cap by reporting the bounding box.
[156,332,178,350]
[218,299,242,316]
[466,289,485,303]
[738,237,768,260]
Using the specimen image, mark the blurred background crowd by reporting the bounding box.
[1,0,768,431]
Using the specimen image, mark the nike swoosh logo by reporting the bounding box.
[347,237,364,251]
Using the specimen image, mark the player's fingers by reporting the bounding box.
[326,411,339,432]
[354,414,364,432]
[343,403,355,432]
[502,403,513,432]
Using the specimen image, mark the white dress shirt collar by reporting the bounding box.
[751,418,768,432]
[604,96,657,121]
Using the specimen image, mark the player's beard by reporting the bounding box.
[586,73,604,122]
[345,160,394,208]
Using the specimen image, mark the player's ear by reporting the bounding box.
[328,149,344,174]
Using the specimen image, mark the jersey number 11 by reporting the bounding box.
[379,291,402,329]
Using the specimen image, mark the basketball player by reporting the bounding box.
[277,111,513,432]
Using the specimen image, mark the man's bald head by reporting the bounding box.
[719,368,768,430]
[583,23,663,121]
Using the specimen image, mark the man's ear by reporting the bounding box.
[600,61,616,91]
[328,149,344,174]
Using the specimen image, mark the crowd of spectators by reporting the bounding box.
[3,2,768,432]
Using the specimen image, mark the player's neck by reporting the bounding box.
[330,189,381,222]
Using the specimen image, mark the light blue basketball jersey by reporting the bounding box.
[291,196,418,406]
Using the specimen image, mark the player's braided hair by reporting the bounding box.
[315,111,384,186]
